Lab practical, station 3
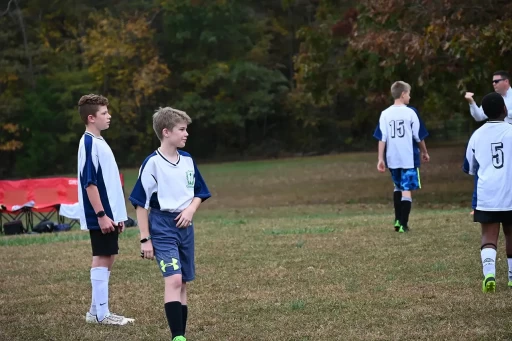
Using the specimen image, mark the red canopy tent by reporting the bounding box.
[0,175,124,233]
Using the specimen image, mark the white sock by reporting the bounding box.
[508,258,512,281]
[481,248,497,277]
[89,293,96,315]
[91,267,110,321]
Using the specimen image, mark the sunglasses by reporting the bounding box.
[493,78,507,84]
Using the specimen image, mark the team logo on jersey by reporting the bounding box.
[186,170,195,188]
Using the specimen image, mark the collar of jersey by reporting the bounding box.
[84,131,104,140]
[487,120,506,123]
[157,148,180,166]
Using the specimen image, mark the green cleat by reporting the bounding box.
[394,220,401,232]
[482,274,496,293]
[508,280,512,288]
[173,336,187,341]
[398,225,409,233]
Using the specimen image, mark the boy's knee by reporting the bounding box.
[164,274,183,290]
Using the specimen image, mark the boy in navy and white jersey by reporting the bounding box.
[374,81,430,232]
[77,94,133,325]
[463,92,512,293]
[129,107,211,341]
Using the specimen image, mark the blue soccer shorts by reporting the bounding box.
[148,209,195,282]
[389,168,421,191]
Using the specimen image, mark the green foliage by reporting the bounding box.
[1,0,509,177]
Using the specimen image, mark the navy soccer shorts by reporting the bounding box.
[149,209,195,282]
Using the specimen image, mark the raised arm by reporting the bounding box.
[465,92,488,122]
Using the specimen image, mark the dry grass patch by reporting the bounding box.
[4,147,511,340]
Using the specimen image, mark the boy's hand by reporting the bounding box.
[99,216,116,234]
[377,159,386,173]
[422,152,430,162]
[141,240,154,260]
[465,92,475,104]
[175,207,195,228]
[118,221,125,234]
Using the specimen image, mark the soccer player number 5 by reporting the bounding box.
[389,120,405,138]
[491,142,504,169]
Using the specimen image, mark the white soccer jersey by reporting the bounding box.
[377,105,422,169]
[77,132,127,230]
[464,121,512,211]
[129,149,211,212]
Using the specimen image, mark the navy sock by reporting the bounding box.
[165,301,183,338]
[182,305,188,335]
[393,191,402,222]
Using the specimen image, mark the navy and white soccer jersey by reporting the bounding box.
[373,105,429,169]
[464,121,512,211]
[129,149,211,212]
[78,132,127,230]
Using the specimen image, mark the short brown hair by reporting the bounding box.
[78,94,109,125]
[153,107,192,141]
[390,81,411,99]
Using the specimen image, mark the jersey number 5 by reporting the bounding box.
[389,120,405,138]
[491,142,504,169]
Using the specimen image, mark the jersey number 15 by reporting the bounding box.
[389,120,405,138]
[491,142,504,169]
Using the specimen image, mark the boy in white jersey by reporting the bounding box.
[375,81,430,233]
[77,94,133,325]
[463,92,512,293]
[129,107,211,341]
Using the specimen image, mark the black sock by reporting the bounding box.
[164,301,183,338]
[182,305,188,335]
[401,199,412,228]
[393,191,402,222]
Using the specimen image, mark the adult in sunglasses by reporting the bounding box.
[465,70,512,124]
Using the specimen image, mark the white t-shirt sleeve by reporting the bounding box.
[129,159,157,209]
[469,102,488,122]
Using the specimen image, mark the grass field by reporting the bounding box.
[2,146,512,340]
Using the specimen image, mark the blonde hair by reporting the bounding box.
[153,107,192,140]
[390,81,411,100]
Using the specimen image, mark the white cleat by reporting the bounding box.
[85,312,132,325]
[86,311,98,324]
[111,312,135,324]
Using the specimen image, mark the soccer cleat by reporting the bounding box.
[86,311,134,325]
[482,274,496,293]
[508,281,512,288]
[398,225,409,233]
[110,312,134,324]
[86,312,131,325]
[173,337,187,341]
[394,220,401,232]
[85,312,97,324]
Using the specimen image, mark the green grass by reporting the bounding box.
[4,146,511,340]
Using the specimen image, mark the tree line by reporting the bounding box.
[1,0,511,178]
